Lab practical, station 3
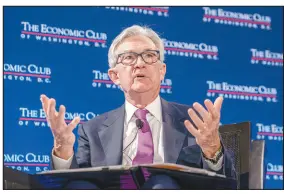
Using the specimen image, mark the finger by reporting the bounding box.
[184,120,200,138]
[214,96,224,113]
[51,105,65,134]
[188,108,205,130]
[47,98,57,122]
[58,105,66,124]
[40,94,49,113]
[67,116,81,132]
[193,102,210,123]
[50,99,59,117]
[204,99,219,120]
[40,94,48,102]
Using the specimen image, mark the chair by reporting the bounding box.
[219,121,265,189]
[3,166,32,189]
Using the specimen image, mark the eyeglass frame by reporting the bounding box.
[115,50,161,66]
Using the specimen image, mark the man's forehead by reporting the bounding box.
[119,48,156,53]
[121,34,154,43]
[115,43,157,54]
[115,35,156,53]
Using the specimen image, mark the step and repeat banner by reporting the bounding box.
[3,7,283,189]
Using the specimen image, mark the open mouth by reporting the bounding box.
[135,74,146,78]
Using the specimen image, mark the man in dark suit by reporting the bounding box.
[40,25,236,189]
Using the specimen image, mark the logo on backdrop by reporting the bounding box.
[160,78,173,94]
[18,107,99,127]
[163,39,219,60]
[4,63,51,83]
[4,153,50,173]
[105,6,169,17]
[92,70,173,94]
[202,7,271,30]
[20,21,108,48]
[92,70,122,90]
[206,81,278,103]
[256,123,283,141]
[250,49,283,67]
[266,163,283,181]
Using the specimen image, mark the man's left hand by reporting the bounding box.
[184,96,223,159]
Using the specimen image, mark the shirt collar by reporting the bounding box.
[125,95,162,124]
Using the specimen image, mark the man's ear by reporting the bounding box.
[160,63,167,81]
[108,68,120,85]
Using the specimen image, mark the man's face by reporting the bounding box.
[108,35,166,95]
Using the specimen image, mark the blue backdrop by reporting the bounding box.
[3,6,283,189]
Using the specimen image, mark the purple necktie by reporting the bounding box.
[132,109,154,165]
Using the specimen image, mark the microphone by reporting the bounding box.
[136,119,144,129]
[123,119,143,152]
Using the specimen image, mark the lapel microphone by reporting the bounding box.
[135,119,144,129]
[123,119,143,152]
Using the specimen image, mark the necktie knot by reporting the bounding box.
[134,109,148,120]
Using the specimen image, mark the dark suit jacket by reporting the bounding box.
[51,98,236,178]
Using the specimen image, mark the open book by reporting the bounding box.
[40,163,226,177]
[34,163,235,189]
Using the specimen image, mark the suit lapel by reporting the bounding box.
[96,99,198,166]
[161,99,188,164]
[98,105,125,166]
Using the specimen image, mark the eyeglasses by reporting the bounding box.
[116,50,160,66]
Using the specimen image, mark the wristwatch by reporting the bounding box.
[202,145,223,164]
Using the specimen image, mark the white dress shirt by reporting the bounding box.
[52,95,223,171]
[122,95,164,165]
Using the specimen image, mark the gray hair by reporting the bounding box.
[108,25,165,68]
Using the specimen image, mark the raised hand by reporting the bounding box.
[40,94,81,160]
[184,97,223,159]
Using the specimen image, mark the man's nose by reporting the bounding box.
[134,55,146,68]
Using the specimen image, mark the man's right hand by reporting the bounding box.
[40,94,81,160]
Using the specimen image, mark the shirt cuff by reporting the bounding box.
[52,149,74,170]
[203,153,223,171]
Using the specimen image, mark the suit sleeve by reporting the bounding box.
[201,142,237,179]
[70,123,92,168]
